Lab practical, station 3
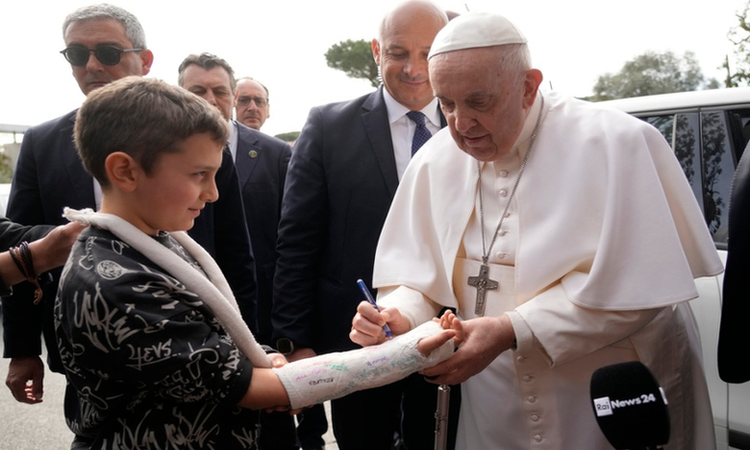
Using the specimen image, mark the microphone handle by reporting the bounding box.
[434,384,450,450]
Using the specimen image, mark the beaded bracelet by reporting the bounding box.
[9,241,43,304]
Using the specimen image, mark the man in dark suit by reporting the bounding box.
[178,52,298,450]
[234,70,328,450]
[272,2,455,449]
[3,4,257,405]
[234,72,328,450]
[718,142,750,383]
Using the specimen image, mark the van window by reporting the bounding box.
[701,111,735,247]
[643,113,705,224]
[638,110,740,249]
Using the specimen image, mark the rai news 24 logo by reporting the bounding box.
[593,387,667,417]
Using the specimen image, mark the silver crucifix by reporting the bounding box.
[467,263,498,316]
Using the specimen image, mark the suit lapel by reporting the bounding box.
[235,122,260,187]
[361,88,399,196]
[61,112,96,206]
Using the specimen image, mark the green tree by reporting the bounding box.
[275,131,300,144]
[725,1,750,87]
[324,39,379,88]
[590,51,711,101]
[0,151,13,183]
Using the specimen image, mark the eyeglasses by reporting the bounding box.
[237,96,269,107]
[60,45,144,67]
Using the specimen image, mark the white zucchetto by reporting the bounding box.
[428,12,527,59]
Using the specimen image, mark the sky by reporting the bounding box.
[0,0,747,140]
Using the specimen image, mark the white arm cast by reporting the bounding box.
[274,321,454,409]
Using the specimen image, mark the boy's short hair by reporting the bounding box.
[74,76,229,188]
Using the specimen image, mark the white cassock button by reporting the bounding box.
[499,170,509,177]
[522,375,532,382]
[496,252,507,260]
[531,414,540,422]
[534,435,542,442]
[499,189,508,197]
[499,229,508,236]
[527,396,536,403]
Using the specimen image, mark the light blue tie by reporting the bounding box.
[406,111,432,156]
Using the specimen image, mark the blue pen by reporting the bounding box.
[357,278,393,339]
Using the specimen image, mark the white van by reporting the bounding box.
[602,87,750,450]
[0,183,11,217]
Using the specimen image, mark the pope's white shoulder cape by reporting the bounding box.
[374,91,722,311]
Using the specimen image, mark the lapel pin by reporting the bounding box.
[249,150,258,159]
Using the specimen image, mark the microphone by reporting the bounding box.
[590,361,670,450]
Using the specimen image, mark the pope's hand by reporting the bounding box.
[420,314,515,385]
[350,302,411,346]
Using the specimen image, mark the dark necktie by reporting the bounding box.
[406,111,432,156]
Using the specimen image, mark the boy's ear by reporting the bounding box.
[105,152,140,192]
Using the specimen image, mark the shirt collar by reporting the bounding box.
[228,119,239,145]
[382,88,441,128]
[510,91,546,161]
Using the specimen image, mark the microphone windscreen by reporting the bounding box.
[590,361,670,449]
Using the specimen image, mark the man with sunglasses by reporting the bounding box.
[3,4,258,414]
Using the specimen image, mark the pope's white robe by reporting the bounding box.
[374,91,723,449]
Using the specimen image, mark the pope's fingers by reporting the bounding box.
[354,300,385,325]
[423,338,490,381]
[349,326,383,347]
[420,359,463,385]
[352,302,390,336]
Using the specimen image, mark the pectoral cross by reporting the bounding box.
[467,263,498,316]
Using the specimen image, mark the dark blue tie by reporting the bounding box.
[406,111,432,156]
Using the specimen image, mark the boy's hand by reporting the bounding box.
[420,314,515,385]
[416,329,456,357]
[267,353,288,368]
[436,310,464,347]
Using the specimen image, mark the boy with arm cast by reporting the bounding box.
[55,76,456,449]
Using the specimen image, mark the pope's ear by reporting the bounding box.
[522,69,543,109]
[105,152,139,192]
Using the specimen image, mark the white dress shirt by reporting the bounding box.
[382,89,441,180]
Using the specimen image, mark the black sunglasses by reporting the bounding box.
[60,45,143,66]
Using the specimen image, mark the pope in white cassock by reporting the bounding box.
[349,11,724,450]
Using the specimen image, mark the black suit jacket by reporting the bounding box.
[718,143,750,383]
[2,110,257,371]
[233,122,291,343]
[0,218,52,250]
[272,88,446,353]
